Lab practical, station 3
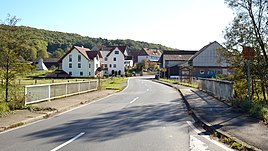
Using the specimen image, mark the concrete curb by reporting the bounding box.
[153,80,261,151]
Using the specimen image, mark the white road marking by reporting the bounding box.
[190,135,210,151]
[187,121,234,151]
[130,97,139,104]
[50,132,85,151]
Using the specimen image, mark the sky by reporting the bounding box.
[0,0,234,50]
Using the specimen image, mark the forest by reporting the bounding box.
[0,24,172,61]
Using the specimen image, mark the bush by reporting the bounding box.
[249,103,262,118]
[0,103,8,112]
[261,107,268,124]
[231,142,244,150]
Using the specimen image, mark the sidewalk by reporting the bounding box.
[157,80,268,151]
[0,90,117,132]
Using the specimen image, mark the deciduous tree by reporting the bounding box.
[224,0,268,101]
[0,15,31,105]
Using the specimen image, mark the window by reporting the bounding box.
[115,51,119,54]
[69,55,72,62]
[78,63,81,68]
[104,64,107,68]
[114,57,116,61]
[200,70,205,74]
[89,63,91,68]
[89,72,91,76]
[69,63,72,68]
[105,57,108,61]
[78,55,81,62]
[80,72,83,76]
[113,64,116,68]
[109,64,112,68]
[69,72,72,75]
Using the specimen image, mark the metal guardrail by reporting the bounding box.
[197,78,234,100]
[24,80,98,105]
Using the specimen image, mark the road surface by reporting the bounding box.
[0,76,231,151]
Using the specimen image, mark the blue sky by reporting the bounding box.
[1,0,233,50]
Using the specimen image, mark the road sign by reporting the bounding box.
[242,46,255,59]
[161,68,167,72]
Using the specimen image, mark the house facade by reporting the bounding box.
[189,41,228,78]
[106,47,126,76]
[159,41,228,78]
[93,45,130,76]
[59,46,101,77]
[159,50,197,78]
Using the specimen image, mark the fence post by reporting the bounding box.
[78,82,81,94]
[48,84,51,101]
[65,83,68,97]
[24,86,27,105]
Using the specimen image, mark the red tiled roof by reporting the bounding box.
[58,46,100,62]
[74,46,90,60]
[86,51,102,59]
[141,48,162,57]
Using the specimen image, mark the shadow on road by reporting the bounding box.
[24,101,189,143]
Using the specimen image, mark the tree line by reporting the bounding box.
[0,24,172,61]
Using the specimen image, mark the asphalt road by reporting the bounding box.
[0,76,231,151]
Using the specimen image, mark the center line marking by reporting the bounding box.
[50,132,85,151]
[130,97,139,104]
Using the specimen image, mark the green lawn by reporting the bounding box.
[100,77,128,91]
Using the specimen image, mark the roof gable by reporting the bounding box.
[189,41,225,61]
[59,46,97,62]
[106,47,126,57]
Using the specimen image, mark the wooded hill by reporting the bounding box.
[0,24,172,61]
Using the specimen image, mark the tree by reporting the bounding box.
[141,59,149,70]
[224,0,268,101]
[0,15,31,105]
[50,48,64,58]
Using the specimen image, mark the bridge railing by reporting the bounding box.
[197,78,234,100]
[24,80,98,105]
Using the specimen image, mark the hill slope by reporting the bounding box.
[0,25,172,60]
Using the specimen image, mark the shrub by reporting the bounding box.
[231,142,244,150]
[0,103,8,112]
[261,107,268,124]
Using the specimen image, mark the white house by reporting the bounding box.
[59,46,101,77]
[92,45,132,76]
[105,46,127,76]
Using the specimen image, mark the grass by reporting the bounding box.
[159,78,198,88]
[100,77,128,91]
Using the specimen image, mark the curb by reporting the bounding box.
[153,80,261,151]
